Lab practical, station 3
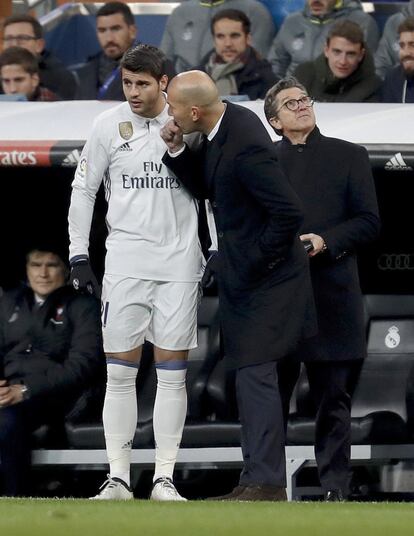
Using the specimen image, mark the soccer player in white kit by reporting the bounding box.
[68,44,203,501]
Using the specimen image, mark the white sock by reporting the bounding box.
[153,364,187,482]
[103,360,138,487]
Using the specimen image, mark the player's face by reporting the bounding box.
[166,85,195,134]
[122,69,167,118]
[213,18,251,63]
[0,64,39,98]
[324,37,365,79]
[27,251,66,299]
[269,86,316,139]
[96,13,136,60]
[399,31,414,76]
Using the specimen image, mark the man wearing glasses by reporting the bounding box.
[2,14,77,100]
[264,78,380,501]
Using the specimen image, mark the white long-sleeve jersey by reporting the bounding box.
[68,101,202,282]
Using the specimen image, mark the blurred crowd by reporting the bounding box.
[0,0,413,103]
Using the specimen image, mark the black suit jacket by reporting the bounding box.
[164,102,316,368]
[274,127,380,361]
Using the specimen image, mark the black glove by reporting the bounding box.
[69,257,100,297]
[201,251,219,289]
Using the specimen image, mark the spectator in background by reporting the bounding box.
[382,17,414,103]
[375,0,414,79]
[264,77,380,501]
[267,0,379,79]
[199,9,277,100]
[160,0,275,74]
[295,20,381,102]
[75,2,175,100]
[0,245,103,496]
[0,46,59,101]
[2,14,77,100]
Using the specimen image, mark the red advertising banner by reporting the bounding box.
[0,140,85,167]
[0,141,54,167]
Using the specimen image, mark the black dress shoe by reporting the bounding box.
[235,485,287,502]
[206,485,247,501]
[325,490,345,502]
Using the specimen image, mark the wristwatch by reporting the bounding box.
[20,384,30,401]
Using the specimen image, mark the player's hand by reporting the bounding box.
[69,257,100,297]
[161,120,185,153]
[202,251,219,289]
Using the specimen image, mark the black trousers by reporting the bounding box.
[0,399,67,496]
[278,359,363,495]
[236,360,286,487]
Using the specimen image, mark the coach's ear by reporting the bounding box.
[160,74,168,92]
[191,105,202,123]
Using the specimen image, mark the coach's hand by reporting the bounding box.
[69,256,100,297]
[202,251,219,289]
[161,119,185,153]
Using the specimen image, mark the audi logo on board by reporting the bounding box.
[377,254,414,271]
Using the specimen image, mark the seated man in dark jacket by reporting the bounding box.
[295,20,381,102]
[199,9,278,100]
[76,2,175,100]
[0,245,103,496]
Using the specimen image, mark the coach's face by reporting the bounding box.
[269,86,316,139]
[166,85,197,134]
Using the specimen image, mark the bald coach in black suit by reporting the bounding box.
[161,71,316,501]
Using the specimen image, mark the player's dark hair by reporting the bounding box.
[121,44,167,81]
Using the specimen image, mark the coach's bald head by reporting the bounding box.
[167,70,225,134]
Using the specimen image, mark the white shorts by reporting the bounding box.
[101,274,199,353]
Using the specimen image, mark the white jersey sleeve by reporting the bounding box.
[68,114,111,261]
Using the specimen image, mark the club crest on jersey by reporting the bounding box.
[119,121,133,140]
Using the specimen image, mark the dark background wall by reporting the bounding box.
[0,164,413,295]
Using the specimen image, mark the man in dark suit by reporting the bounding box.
[264,77,380,500]
[161,70,316,501]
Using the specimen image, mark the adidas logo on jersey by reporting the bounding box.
[384,153,413,171]
[119,142,132,152]
[62,149,81,167]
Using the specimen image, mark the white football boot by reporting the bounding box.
[90,475,133,500]
[150,477,187,501]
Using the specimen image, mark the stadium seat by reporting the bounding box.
[287,294,414,446]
